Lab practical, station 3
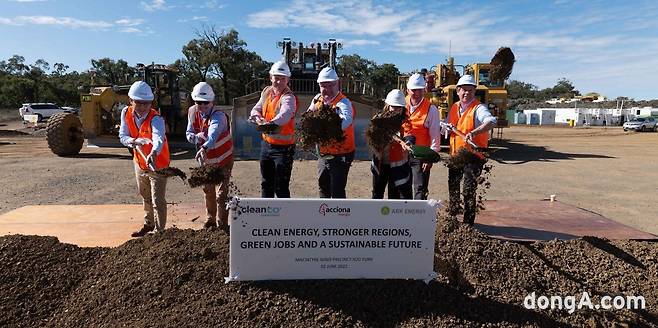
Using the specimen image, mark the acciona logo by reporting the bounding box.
[318,203,351,216]
[238,205,282,216]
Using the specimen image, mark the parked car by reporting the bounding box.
[623,117,657,132]
[18,103,67,122]
[61,106,80,115]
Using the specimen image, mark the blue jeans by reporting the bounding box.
[260,140,295,198]
[317,152,354,198]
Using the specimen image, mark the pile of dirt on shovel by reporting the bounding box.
[297,106,345,151]
[365,108,406,156]
[1,217,657,327]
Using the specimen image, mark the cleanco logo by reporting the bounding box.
[319,203,351,216]
[239,205,282,216]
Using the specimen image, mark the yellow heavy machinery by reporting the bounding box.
[46,64,190,156]
[399,47,515,133]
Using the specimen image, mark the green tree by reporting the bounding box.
[507,80,538,99]
[90,58,136,85]
[337,54,374,80]
[368,63,400,99]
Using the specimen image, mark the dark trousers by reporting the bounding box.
[371,158,412,199]
[260,141,295,198]
[448,160,484,224]
[409,157,432,200]
[318,152,354,198]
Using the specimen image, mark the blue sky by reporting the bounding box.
[1,0,657,100]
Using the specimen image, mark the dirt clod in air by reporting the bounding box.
[366,107,406,156]
[297,106,345,151]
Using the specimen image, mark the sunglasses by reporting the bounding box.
[195,101,210,105]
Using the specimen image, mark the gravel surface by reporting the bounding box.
[1,214,656,327]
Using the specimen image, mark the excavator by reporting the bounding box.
[45,63,190,156]
[399,47,515,138]
[232,38,380,160]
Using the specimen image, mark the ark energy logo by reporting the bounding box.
[319,203,351,217]
[238,205,282,217]
[380,206,390,215]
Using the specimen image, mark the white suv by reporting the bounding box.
[18,103,67,122]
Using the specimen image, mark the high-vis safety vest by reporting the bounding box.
[403,96,432,147]
[125,107,170,170]
[314,92,356,155]
[262,86,298,145]
[448,100,489,159]
[192,108,233,167]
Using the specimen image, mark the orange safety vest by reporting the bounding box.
[314,92,356,155]
[262,86,298,145]
[448,100,489,159]
[125,107,170,170]
[192,108,233,167]
[403,96,432,147]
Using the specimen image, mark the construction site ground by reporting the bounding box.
[0,112,656,235]
[2,109,658,327]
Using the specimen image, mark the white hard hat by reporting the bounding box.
[317,67,339,83]
[191,82,215,102]
[385,89,406,107]
[270,61,291,77]
[456,74,477,87]
[128,81,154,101]
[406,73,426,90]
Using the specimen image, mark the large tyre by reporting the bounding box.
[46,112,84,156]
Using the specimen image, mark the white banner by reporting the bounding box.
[226,198,438,282]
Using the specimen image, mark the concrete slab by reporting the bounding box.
[0,203,206,247]
[475,200,657,242]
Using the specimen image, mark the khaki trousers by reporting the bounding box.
[202,159,233,225]
[134,164,168,232]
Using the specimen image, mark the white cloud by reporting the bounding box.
[115,18,145,27]
[343,39,380,47]
[247,0,417,36]
[0,15,113,29]
[141,0,169,12]
[119,27,142,34]
[177,16,208,23]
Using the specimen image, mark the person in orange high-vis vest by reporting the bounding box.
[186,82,233,233]
[250,61,298,198]
[445,75,497,225]
[307,67,355,198]
[371,90,412,199]
[119,81,170,237]
[402,73,441,200]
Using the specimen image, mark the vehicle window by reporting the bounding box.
[31,104,60,109]
[637,117,645,122]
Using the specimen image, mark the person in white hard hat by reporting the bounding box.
[119,81,171,237]
[185,82,233,232]
[307,66,356,198]
[445,74,497,225]
[402,72,441,200]
[249,61,298,198]
[370,89,412,199]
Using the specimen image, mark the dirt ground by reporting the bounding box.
[0,112,656,235]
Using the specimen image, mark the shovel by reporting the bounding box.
[135,145,156,171]
[440,122,479,148]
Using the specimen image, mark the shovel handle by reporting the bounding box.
[135,146,156,171]
[449,127,479,149]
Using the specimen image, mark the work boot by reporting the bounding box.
[203,220,217,230]
[131,225,154,237]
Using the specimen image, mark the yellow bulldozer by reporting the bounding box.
[45,63,190,156]
[399,47,515,135]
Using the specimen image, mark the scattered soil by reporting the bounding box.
[297,106,345,151]
[156,166,187,181]
[489,47,515,81]
[445,148,493,216]
[365,107,406,156]
[1,217,657,327]
[256,122,281,134]
[188,165,228,188]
